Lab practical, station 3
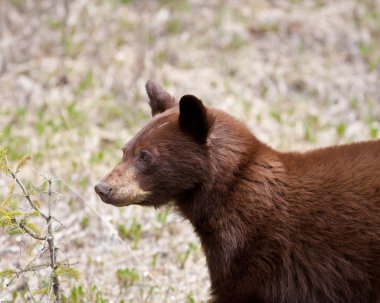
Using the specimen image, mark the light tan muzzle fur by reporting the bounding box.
[95,164,150,207]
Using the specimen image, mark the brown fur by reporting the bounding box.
[95,81,380,303]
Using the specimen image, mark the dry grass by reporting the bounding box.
[0,0,379,302]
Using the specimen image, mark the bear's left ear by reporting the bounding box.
[145,80,176,116]
[179,95,210,144]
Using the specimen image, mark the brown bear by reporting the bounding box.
[95,80,380,303]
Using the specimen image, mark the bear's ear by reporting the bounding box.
[179,95,210,144]
[145,80,176,116]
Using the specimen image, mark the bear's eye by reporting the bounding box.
[138,150,152,163]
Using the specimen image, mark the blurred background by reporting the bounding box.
[0,0,379,302]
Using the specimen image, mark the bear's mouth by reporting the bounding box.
[97,195,118,205]
[97,189,151,207]
[101,198,126,207]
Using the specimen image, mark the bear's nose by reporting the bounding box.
[94,182,112,197]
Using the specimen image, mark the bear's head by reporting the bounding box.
[94,80,214,207]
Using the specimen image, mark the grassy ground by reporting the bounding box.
[0,0,379,302]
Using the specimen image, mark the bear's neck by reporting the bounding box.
[175,136,289,286]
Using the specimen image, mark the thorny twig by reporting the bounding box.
[9,170,48,220]
[11,218,46,241]
[8,171,62,302]
[6,263,51,288]
[46,178,61,303]
[6,239,48,288]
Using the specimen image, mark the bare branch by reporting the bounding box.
[12,218,46,241]
[7,175,62,302]
[9,170,48,220]
[46,178,61,303]
[6,263,51,287]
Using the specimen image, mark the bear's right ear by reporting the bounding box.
[145,80,176,116]
[179,95,210,144]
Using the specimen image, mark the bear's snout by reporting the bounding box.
[94,182,112,199]
[94,166,152,207]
